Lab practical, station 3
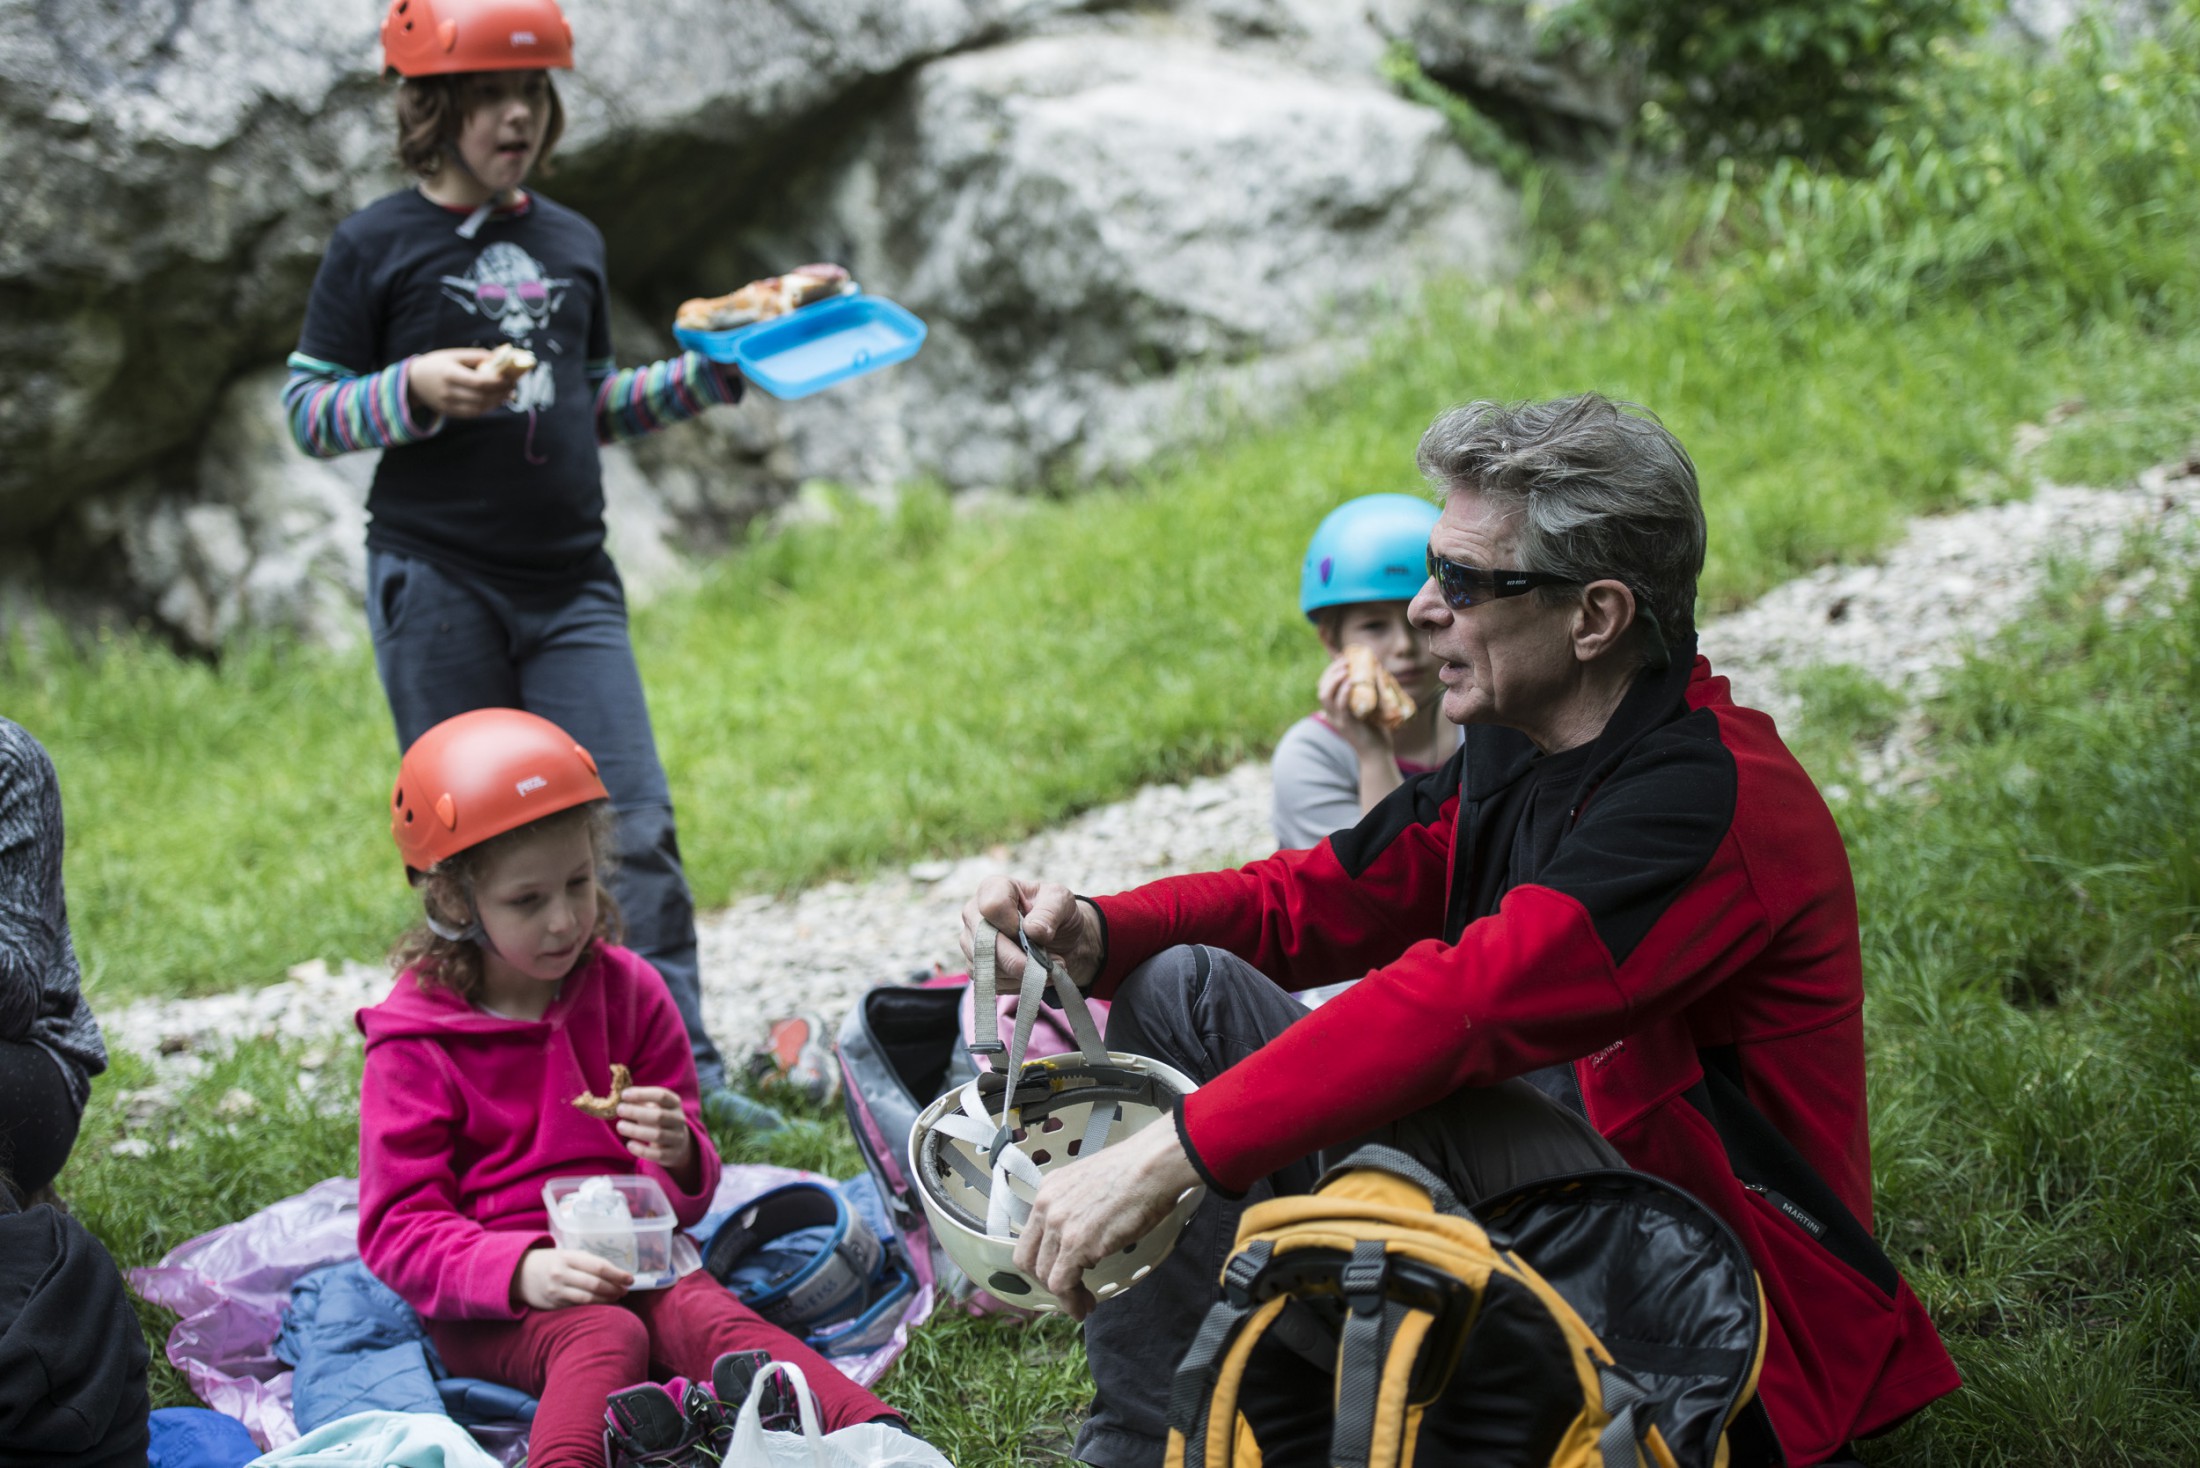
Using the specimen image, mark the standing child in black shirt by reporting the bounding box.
[285,0,748,1110]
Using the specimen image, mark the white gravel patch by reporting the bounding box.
[99,463,2197,1075]
[1704,469,2195,727]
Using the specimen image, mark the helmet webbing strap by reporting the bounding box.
[968,917,1109,1129]
[928,1102,1045,1236]
[947,920,1118,1239]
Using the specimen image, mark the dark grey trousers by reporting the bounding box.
[365,548,726,1091]
[1075,944,1624,1468]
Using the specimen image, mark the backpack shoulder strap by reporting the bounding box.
[1316,1143,1471,1217]
[1329,1239,1409,1468]
[1166,1240,1280,1468]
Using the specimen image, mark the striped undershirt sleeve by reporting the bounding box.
[282,353,444,458]
[591,352,744,445]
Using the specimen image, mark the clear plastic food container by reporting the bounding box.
[542,1175,680,1289]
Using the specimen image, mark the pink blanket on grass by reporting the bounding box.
[128,1166,930,1451]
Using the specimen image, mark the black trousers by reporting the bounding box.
[1075,945,1624,1468]
[364,549,726,1091]
[0,1037,82,1199]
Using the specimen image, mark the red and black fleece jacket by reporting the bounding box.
[1086,648,1960,1462]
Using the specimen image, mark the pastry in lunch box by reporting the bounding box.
[675,264,854,332]
[572,1062,632,1120]
[1343,644,1416,731]
[485,342,538,381]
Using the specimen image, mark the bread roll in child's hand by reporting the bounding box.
[571,1062,630,1120]
[484,342,537,382]
[1342,645,1416,730]
[675,264,854,332]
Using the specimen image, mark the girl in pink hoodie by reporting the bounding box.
[355,709,899,1466]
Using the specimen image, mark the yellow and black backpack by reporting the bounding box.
[1163,1146,1770,1468]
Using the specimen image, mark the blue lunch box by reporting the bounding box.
[673,293,927,400]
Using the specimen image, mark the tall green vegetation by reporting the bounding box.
[1843,547,2200,1463]
[1554,0,1989,163]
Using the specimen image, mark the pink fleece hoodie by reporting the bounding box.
[355,942,723,1320]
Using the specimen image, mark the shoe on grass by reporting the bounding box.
[710,1348,800,1433]
[745,1014,841,1108]
[702,1086,787,1134]
[603,1376,703,1467]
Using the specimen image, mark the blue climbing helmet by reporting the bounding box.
[1298,493,1441,619]
[702,1181,917,1357]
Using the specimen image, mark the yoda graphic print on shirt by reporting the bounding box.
[440,241,571,416]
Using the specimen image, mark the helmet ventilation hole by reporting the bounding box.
[1041,1115,1065,1133]
[1011,1127,1027,1143]
[986,1271,1029,1296]
[1030,1149,1052,1166]
[1067,1139,1082,1156]
[1121,1239,1139,1255]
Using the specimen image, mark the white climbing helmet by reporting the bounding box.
[909,919,1205,1312]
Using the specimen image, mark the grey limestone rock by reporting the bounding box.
[741,25,1519,492]
[0,0,1094,534]
[83,366,369,649]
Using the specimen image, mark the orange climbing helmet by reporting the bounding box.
[381,0,574,79]
[391,708,608,876]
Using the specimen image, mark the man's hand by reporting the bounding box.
[1317,655,1396,757]
[1012,1118,1201,1320]
[959,876,1103,990]
[513,1246,632,1310]
[408,348,509,419]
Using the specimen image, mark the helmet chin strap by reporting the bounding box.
[438,143,520,239]
[425,909,490,947]
[424,882,499,957]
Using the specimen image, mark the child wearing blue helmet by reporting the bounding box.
[1271,494,1457,849]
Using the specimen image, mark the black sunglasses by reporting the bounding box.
[1424,547,1581,609]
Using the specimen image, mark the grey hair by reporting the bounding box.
[1415,394,1705,655]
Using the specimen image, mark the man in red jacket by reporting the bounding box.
[960,395,1959,1467]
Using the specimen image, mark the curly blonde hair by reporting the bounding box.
[391,801,621,1000]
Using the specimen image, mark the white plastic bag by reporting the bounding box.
[729,1361,954,1468]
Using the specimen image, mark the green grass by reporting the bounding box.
[1834,543,2200,1463]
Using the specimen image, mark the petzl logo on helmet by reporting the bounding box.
[511,29,538,44]
[515,775,548,796]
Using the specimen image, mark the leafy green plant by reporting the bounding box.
[1380,41,1537,186]
[1554,0,1988,163]
[1614,10,2200,321]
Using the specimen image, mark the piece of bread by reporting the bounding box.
[1342,645,1416,730]
[485,342,537,381]
[571,1062,631,1120]
[675,264,855,332]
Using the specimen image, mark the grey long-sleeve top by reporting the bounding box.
[1269,714,1464,852]
[0,717,106,1110]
